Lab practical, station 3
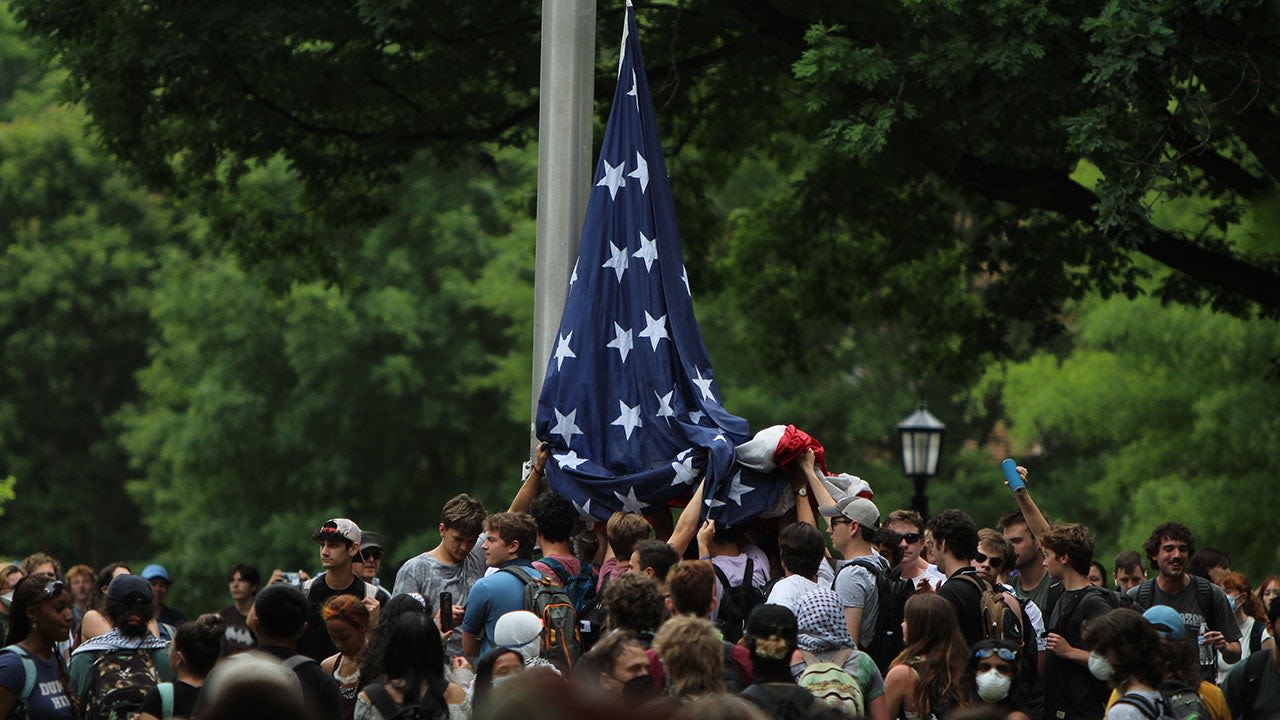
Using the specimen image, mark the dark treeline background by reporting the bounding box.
[2,0,1278,612]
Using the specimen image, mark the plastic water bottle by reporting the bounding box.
[1198,622,1214,666]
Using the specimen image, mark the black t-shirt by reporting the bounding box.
[937,568,986,646]
[297,573,374,661]
[139,680,200,719]
[259,645,343,720]
[1042,587,1114,720]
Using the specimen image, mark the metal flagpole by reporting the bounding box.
[532,0,596,444]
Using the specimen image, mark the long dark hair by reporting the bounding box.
[381,613,448,711]
[359,593,431,682]
[962,639,1029,711]
[474,647,523,713]
[6,574,69,645]
[891,594,972,715]
[89,562,129,612]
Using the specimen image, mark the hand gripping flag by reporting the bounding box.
[534,1,783,526]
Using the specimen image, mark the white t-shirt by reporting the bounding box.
[766,561,837,612]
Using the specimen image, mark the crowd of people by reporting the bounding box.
[1,446,1278,720]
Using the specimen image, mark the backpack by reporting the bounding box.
[953,574,1025,644]
[84,648,160,720]
[576,574,612,653]
[501,566,583,671]
[1133,577,1214,617]
[154,682,175,719]
[712,558,766,644]
[540,556,598,615]
[363,681,446,720]
[742,682,820,720]
[1,645,38,719]
[797,649,865,717]
[1240,649,1272,720]
[833,558,914,674]
[1249,617,1267,655]
[1115,681,1211,720]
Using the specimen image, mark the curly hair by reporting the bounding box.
[1219,572,1266,623]
[1082,609,1164,689]
[20,552,62,579]
[605,571,666,636]
[1142,522,1195,565]
[530,490,578,543]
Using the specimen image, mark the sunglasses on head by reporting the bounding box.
[900,533,922,544]
[974,552,1004,569]
[40,580,65,600]
[974,647,1018,661]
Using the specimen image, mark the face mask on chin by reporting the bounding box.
[620,674,655,702]
[975,669,1013,702]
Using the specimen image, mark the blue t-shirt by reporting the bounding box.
[0,648,75,720]
[459,560,541,656]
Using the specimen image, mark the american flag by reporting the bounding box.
[535,1,783,526]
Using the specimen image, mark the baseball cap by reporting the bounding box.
[1143,605,1184,640]
[107,574,154,604]
[141,564,170,582]
[818,495,880,528]
[360,532,382,553]
[313,518,361,545]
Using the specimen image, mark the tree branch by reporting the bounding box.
[950,156,1280,312]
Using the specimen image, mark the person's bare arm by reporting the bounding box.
[867,691,889,720]
[843,606,864,646]
[509,443,550,513]
[1009,466,1051,541]
[803,449,839,509]
[462,631,480,659]
[667,479,706,556]
[883,664,914,720]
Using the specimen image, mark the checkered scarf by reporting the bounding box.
[795,588,853,653]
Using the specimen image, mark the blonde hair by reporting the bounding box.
[652,616,725,697]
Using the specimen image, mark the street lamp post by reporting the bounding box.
[898,403,945,519]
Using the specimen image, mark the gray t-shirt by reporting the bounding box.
[392,535,487,657]
[833,552,889,645]
[1130,576,1241,680]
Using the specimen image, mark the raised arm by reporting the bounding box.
[1009,465,1051,541]
[509,443,550,514]
[667,478,706,556]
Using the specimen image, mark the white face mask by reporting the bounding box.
[1087,651,1114,682]
[975,669,1013,702]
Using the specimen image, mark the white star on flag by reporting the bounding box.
[689,410,705,424]
[681,265,691,297]
[596,159,627,200]
[633,231,659,271]
[553,332,576,371]
[550,408,583,445]
[705,496,726,510]
[614,486,647,514]
[692,368,716,402]
[607,322,634,363]
[627,70,639,111]
[639,311,669,351]
[628,151,649,193]
[554,450,588,471]
[713,433,727,443]
[655,388,676,421]
[569,260,579,288]
[671,451,699,486]
[602,242,629,283]
[611,399,644,439]
[573,498,595,524]
[726,471,755,506]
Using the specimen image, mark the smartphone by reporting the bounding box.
[439,591,454,630]
[283,571,301,587]
[1001,458,1025,492]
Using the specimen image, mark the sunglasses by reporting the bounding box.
[974,552,1004,569]
[359,551,383,562]
[974,647,1018,661]
[39,580,65,600]
[900,533,922,544]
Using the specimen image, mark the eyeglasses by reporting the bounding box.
[830,517,852,527]
[901,533,922,544]
[974,552,1004,569]
[974,647,1018,661]
[359,551,383,562]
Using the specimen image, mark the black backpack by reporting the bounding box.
[712,559,766,644]
[540,556,598,615]
[833,557,914,674]
[1239,649,1272,720]
[363,682,446,720]
[576,574,611,652]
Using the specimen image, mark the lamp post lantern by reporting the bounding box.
[898,403,945,519]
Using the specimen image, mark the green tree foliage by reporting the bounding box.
[120,151,534,610]
[988,293,1280,576]
[0,4,182,564]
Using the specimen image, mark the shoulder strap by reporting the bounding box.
[830,647,854,667]
[1115,692,1162,720]
[799,650,819,666]
[500,566,536,586]
[744,558,755,588]
[363,682,402,720]
[540,557,571,584]
[283,654,315,672]
[1251,617,1267,655]
[954,571,990,594]
[1192,575,1215,617]
[157,682,174,719]
[847,555,883,577]
[710,563,736,610]
[1136,578,1155,609]
[1,645,38,704]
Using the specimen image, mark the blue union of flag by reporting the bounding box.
[534,1,782,526]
